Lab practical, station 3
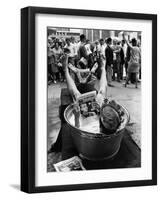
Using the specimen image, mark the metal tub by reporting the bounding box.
[64,103,130,161]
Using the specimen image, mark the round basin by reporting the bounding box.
[64,102,130,161]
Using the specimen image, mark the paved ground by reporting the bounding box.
[47,80,141,151]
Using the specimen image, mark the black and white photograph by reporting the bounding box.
[20,7,157,193]
[47,27,142,172]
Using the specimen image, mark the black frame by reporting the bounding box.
[21,6,157,193]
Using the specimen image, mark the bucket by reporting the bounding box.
[64,103,130,161]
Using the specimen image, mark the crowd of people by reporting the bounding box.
[48,32,141,88]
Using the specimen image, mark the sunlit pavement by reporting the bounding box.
[47,80,141,151]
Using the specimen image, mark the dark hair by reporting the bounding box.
[106,37,112,44]
[78,61,86,69]
[68,56,73,64]
[122,39,125,44]
[77,83,96,94]
[99,38,104,42]
[63,48,70,54]
[80,34,86,41]
[54,41,59,47]
[66,37,70,43]
[131,38,137,46]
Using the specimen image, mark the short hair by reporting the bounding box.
[63,48,70,54]
[55,41,59,46]
[106,37,112,44]
[68,56,73,63]
[65,37,70,42]
[80,34,86,41]
[131,38,137,46]
[99,38,104,42]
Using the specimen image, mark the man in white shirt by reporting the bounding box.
[99,38,106,60]
[64,38,75,58]
[85,39,92,56]
[70,36,78,57]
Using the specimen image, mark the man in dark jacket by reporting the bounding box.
[105,37,114,87]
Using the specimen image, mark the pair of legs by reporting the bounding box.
[59,67,65,82]
[51,64,60,83]
[113,60,121,82]
[125,72,139,88]
[125,61,128,77]
[120,64,123,80]
[116,62,121,82]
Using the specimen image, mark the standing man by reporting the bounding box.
[64,38,75,58]
[105,38,114,87]
[99,38,106,60]
[112,39,121,82]
[77,34,88,60]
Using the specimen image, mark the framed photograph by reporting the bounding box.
[21,6,157,193]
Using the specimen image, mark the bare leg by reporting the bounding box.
[125,72,130,87]
[135,72,139,88]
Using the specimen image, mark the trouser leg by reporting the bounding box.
[107,65,112,84]
[112,61,116,80]
[117,62,121,82]
[120,64,123,80]
[125,61,128,77]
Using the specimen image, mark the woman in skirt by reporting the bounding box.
[123,35,141,88]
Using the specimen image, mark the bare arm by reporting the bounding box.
[98,59,107,96]
[96,58,108,105]
[122,33,133,49]
[68,63,90,74]
[64,55,81,101]
[90,62,98,73]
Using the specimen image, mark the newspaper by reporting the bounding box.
[77,91,100,117]
[54,156,86,172]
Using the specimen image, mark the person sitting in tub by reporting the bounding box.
[63,53,121,133]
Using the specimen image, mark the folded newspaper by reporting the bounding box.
[77,91,100,117]
[54,156,86,172]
